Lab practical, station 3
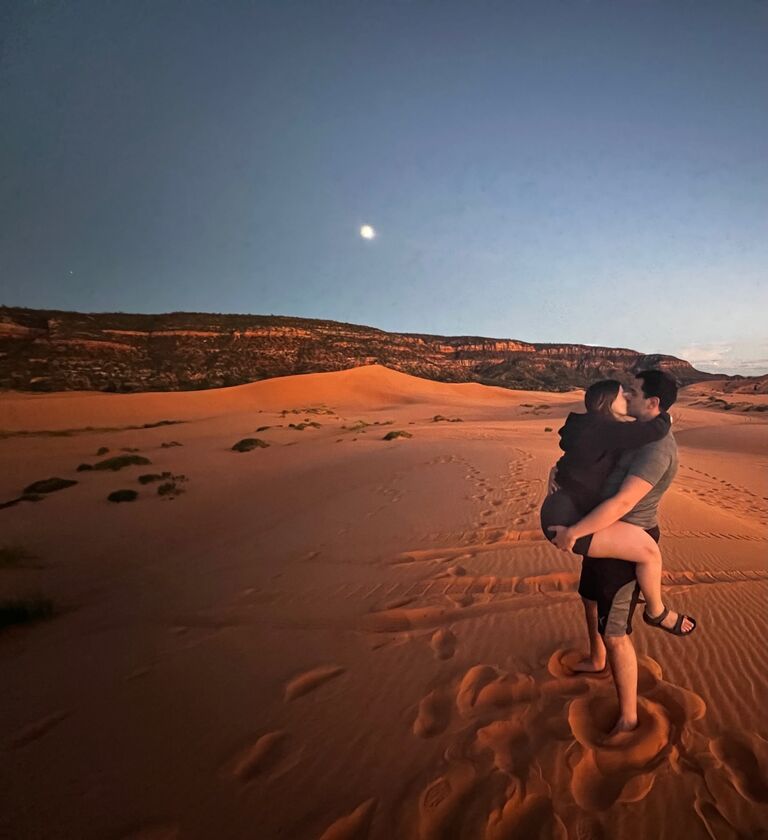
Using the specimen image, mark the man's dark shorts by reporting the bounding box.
[540,490,661,637]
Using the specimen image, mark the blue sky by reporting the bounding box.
[1,0,766,374]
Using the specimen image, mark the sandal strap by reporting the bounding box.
[645,606,669,626]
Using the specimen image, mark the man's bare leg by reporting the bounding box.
[571,597,607,673]
[604,634,638,734]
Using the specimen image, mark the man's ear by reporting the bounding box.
[648,395,661,410]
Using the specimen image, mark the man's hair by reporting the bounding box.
[584,379,622,416]
[635,369,678,410]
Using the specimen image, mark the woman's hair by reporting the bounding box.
[584,379,621,416]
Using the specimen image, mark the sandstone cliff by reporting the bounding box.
[0,305,725,393]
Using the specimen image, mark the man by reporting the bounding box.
[549,369,693,737]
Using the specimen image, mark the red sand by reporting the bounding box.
[0,364,766,839]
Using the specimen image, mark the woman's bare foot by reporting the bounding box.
[607,717,638,738]
[570,657,606,674]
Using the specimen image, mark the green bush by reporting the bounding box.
[157,481,184,498]
[232,438,270,452]
[107,489,138,503]
[91,455,152,471]
[138,472,172,485]
[23,477,78,494]
[383,430,413,441]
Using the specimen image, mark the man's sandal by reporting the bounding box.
[643,606,697,636]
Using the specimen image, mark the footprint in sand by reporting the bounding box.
[567,694,669,811]
[486,783,567,840]
[430,628,457,660]
[284,665,345,701]
[710,731,768,803]
[547,649,610,682]
[417,760,477,840]
[413,689,453,738]
[317,798,377,840]
[566,662,707,812]
[475,717,531,776]
[693,796,745,840]
[456,665,538,719]
[448,592,473,608]
[227,730,290,783]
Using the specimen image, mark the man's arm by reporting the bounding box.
[548,475,653,550]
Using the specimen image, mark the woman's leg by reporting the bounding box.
[587,522,664,615]
[586,523,694,633]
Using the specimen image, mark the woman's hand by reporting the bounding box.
[547,467,560,496]
[548,525,577,552]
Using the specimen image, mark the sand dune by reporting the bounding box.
[0,364,766,839]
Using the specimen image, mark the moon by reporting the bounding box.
[359,224,376,240]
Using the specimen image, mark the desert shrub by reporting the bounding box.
[256,426,271,432]
[544,427,553,432]
[92,455,152,471]
[23,477,78,494]
[280,407,334,416]
[157,481,184,498]
[107,489,138,503]
[342,420,370,433]
[96,446,110,456]
[0,597,55,629]
[232,438,269,452]
[138,472,172,485]
[141,420,182,428]
[76,463,94,471]
[160,441,183,448]
[383,431,413,441]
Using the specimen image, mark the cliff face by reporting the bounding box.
[0,306,724,393]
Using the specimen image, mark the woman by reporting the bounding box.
[540,379,696,636]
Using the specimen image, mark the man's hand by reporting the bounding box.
[548,525,576,552]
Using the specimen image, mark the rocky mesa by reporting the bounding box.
[0,305,725,393]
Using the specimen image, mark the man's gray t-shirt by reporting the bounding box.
[600,432,678,528]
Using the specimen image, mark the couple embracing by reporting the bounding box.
[540,369,696,738]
